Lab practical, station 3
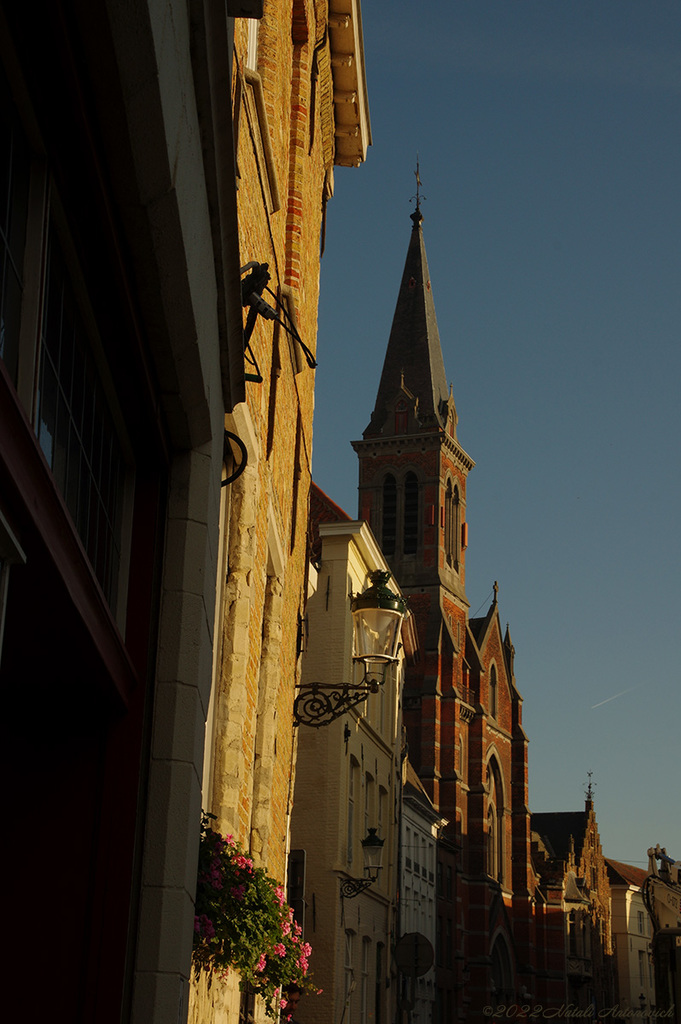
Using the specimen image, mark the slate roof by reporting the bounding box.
[364,208,449,438]
[531,811,589,863]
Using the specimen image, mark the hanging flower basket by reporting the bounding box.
[193,813,314,1017]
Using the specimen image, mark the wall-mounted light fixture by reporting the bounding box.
[340,828,385,898]
[293,570,408,727]
[240,261,317,383]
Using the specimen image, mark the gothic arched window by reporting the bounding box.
[444,481,460,568]
[489,664,497,719]
[403,472,418,554]
[382,475,396,555]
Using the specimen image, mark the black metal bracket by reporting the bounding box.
[293,681,377,728]
[222,430,248,486]
[340,876,375,899]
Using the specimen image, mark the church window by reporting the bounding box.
[489,664,497,719]
[403,472,418,554]
[487,806,497,878]
[382,475,396,555]
[487,758,504,884]
[395,399,408,434]
[444,481,460,568]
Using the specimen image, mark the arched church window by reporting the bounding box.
[395,399,408,435]
[490,936,513,1004]
[444,482,460,568]
[487,807,496,878]
[487,757,504,884]
[403,472,418,554]
[382,475,396,556]
[489,664,497,719]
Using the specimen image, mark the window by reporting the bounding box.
[444,480,460,568]
[360,938,370,1024]
[403,472,418,554]
[0,75,30,386]
[638,910,645,934]
[394,399,408,434]
[364,772,374,836]
[639,949,646,987]
[0,70,132,620]
[382,475,396,555]
[489,664,497,719]
[36,231,127,613]
[375,944,384,1024]
[344,931,355,1024]
[348,758,358,865]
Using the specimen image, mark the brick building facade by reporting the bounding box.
[532,795,617,1012]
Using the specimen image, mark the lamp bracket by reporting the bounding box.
[293,682,376,728]
[340,876,375,899]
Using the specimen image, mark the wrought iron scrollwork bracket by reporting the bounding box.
[340,876,375,899]
[293,682,376,728]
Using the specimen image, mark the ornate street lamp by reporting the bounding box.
[293,570,408,727]
[340,828,385,898]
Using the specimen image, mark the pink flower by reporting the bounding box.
[282,921,291,936]
[274,943,286,957]
[280,999,288,1010]
[275,885,286,907]
[256,954,267,973]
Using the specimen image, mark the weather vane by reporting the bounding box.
[410,156,426,215]
[584,772,596,800]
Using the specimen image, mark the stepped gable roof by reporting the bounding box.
[606,858,648,888]
[364,206,449,438]
[309,481,351,566]
[532,811,589,864]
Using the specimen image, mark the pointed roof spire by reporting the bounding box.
[364,167,450,438]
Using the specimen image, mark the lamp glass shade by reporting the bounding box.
[351,570,407,667]
[352,605,403,664]
[361,828,385,876]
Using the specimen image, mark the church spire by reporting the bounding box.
[363,173,450,439]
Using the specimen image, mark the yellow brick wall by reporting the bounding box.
[189,2,341,1020]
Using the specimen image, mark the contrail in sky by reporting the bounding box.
[591,684,641,709]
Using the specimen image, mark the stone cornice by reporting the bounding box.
[352,429,475,473]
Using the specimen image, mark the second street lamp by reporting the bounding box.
[340,828,385,899]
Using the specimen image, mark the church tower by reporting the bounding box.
[352,193,475,813]
[353,190,538,1013]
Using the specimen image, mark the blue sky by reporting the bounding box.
[311,1,681,866]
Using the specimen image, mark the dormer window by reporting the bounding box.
[395,399,408,435]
